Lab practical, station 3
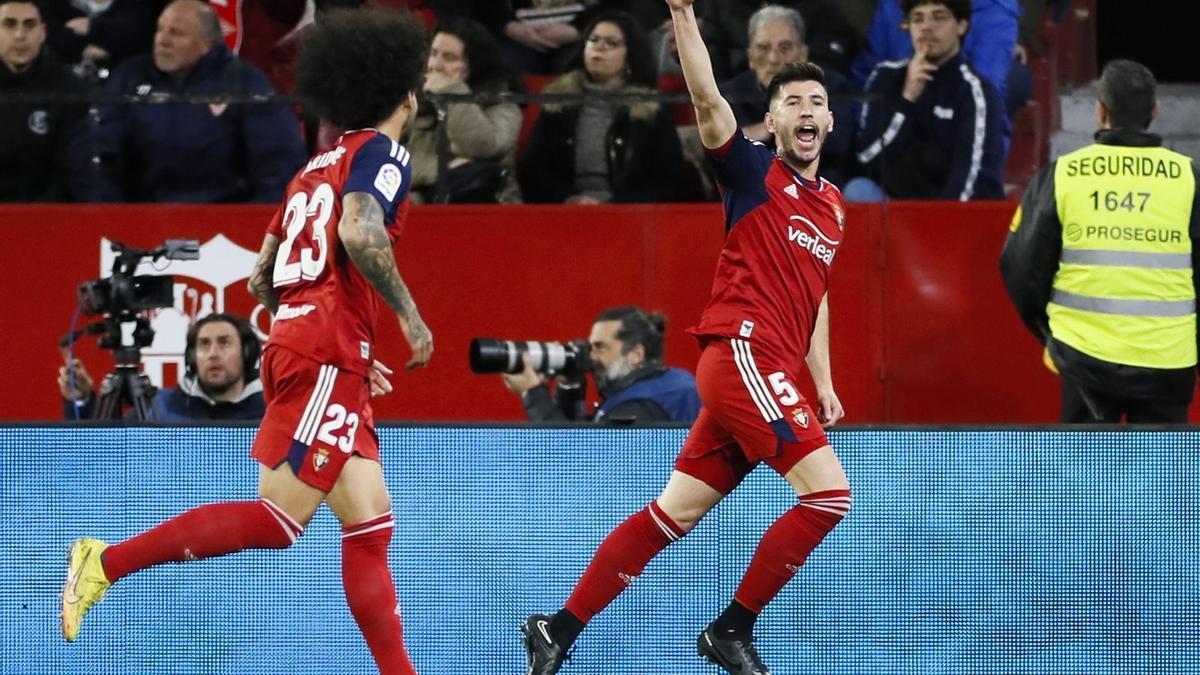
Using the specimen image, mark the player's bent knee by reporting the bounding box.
[783,445,850,496]
[829,488,852,523]
[666,510,703,534]
[798,487,852,530]
[652,498,705,536]
[260,498,306,546]
[656,471,724,533]
[647,499,693,540]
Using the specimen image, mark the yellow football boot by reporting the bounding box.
[60,538,111,642]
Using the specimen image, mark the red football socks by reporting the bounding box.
[101,499,302,583]
[733,489,851,612]
[342,513,416,675]
[563,501,685,624]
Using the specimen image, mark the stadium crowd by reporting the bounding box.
[0,0,1068,206]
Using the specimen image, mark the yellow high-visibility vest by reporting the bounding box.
[1050,142,1197,368]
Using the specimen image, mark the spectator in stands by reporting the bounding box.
[58,313,266,421]
[644,2,715,80]
[1002,0,1073,120]
[500,306,700,423]
[717,4,856,186]
[42,0,157,74]
[429,0,588,75]
[1006,0,1070,120]
[238,0,367,153]
[410,16,524,203]
[0,0,90,201]
[212,0,312,96]
[518,10,684,204]
[850,0,1006,201]
[503,1,588,75]
[850,0,1020,109]
[84,0,306,203]
[790,0,859,77]
[698,0,859,82]
[719,5,805,143]
[1007,3,1034,119]
[207,0,385,97]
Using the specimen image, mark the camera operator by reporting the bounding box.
[501,306,701,424]
[57,313,266,421]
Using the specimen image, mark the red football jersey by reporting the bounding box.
[264,129,413,377]
[688,132,847,369]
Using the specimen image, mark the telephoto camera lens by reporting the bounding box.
[469,339,527,374]
[469,338,589,376]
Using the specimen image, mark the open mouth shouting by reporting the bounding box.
[795,123,820,152]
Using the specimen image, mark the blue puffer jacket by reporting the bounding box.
[87,45,305,203]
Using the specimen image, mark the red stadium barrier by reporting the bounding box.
[3,202,1083,423]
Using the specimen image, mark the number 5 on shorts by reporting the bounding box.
[768,372,800,406]
[316,403,360,453]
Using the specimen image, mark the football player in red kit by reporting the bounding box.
[521,1,851,673]
[60,9,433,674]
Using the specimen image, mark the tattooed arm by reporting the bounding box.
[337,191,433,369]
[247,233,281,314]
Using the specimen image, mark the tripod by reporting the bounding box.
[94,345,158,421]
[62,315,159,421]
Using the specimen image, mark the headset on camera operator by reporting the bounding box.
[58,313,266,421]
[501,306,701,424]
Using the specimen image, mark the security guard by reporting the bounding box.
[1000,59,1200,423]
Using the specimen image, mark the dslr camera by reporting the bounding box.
[470,338,591,378]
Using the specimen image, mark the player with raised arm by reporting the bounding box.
[59,9,432,674]
[520,1,852,673]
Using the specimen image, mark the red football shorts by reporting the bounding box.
[251,345,378,492]
[675,338,830,495]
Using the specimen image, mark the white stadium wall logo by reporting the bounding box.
[97,235,263,386]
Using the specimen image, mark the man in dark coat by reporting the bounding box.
[85,0,305,203]
[0,0,90,201]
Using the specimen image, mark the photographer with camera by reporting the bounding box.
[58,312,265,421]
[497,306,701,424]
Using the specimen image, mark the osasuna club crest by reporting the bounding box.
[792,408,809,429]
[313,447,330,471]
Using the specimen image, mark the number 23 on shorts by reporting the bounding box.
[316,402,360,453]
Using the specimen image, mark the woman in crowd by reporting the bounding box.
[410,16,525,203]
[518,10,684,204]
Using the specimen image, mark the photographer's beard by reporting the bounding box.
[594,355,634,396]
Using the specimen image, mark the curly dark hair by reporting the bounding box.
[432,16,524,93]
[295,7,429,129]
[570,10,657,88]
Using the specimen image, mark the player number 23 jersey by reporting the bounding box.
[264,130,413,376]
